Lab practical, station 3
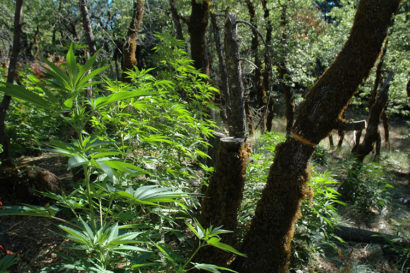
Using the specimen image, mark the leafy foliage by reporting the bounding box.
[342,161,393,214]
[0,40,237,272]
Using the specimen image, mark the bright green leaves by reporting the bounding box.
[183,219,246,273]
[192,263,238,273]
[115,185,188,206]
[44,43,108,96]
[58,218,150,271]
[0,83,54,110]
[90,90,155,110]
[186,220,246,257]
[49,137,147,182]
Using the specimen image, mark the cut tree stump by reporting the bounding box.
[196,137,250,268]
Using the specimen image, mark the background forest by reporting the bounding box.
[0,0,408,272]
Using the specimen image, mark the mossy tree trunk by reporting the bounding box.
[122,0,145,82]
[197,137,250,266]
[188,0,210,75]
[232,1,401,272]
[0,0,23,164]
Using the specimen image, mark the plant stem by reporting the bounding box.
[183,243,203,269]
[83,165,97,230]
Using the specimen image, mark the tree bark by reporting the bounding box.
[245,99,255,136]
[210,12,229,123]
[261,0,274,132]
[278,4,295,136]
[381,109,390,150]
[79,0,97,56]
[232,1,401,272]
[368,39,388,109]
[188,0,210,75]
[122,0,145,82]
[169,0,184,41]
[245,0,264,108]
[197,137,250,266]
[224,13,246,138]
[79,0,97,100]
[0,0,23,164]
[195,12,251,269]
[352,72,393,161]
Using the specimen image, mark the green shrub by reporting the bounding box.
[292,169,343,266]
[341,161,393,214]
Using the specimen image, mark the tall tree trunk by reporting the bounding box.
[79,0,97,99]
[224,13,246,138]
[79,0,97,56]
[0,0,23,164]
[195,12,251,269]
[280,67,294,135]
[368,38,390,152]
[169,0,184,41]
[278,4,295,136]
[232,1,401,272]
[122,0,145,82]
[352,72,393,161]
[188,0,210,75]
[210,12,229,123]
[245,0,264,108]
[262,0,274,132]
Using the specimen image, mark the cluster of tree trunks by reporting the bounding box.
[328,119,366,148]
[231,1,401,272]
[195,10,250,271]
[0,1,404,272]
[352,72,393,161]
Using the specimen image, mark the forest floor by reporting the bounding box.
[0,117,409,273]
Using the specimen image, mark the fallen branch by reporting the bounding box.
[334,225,410,247]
